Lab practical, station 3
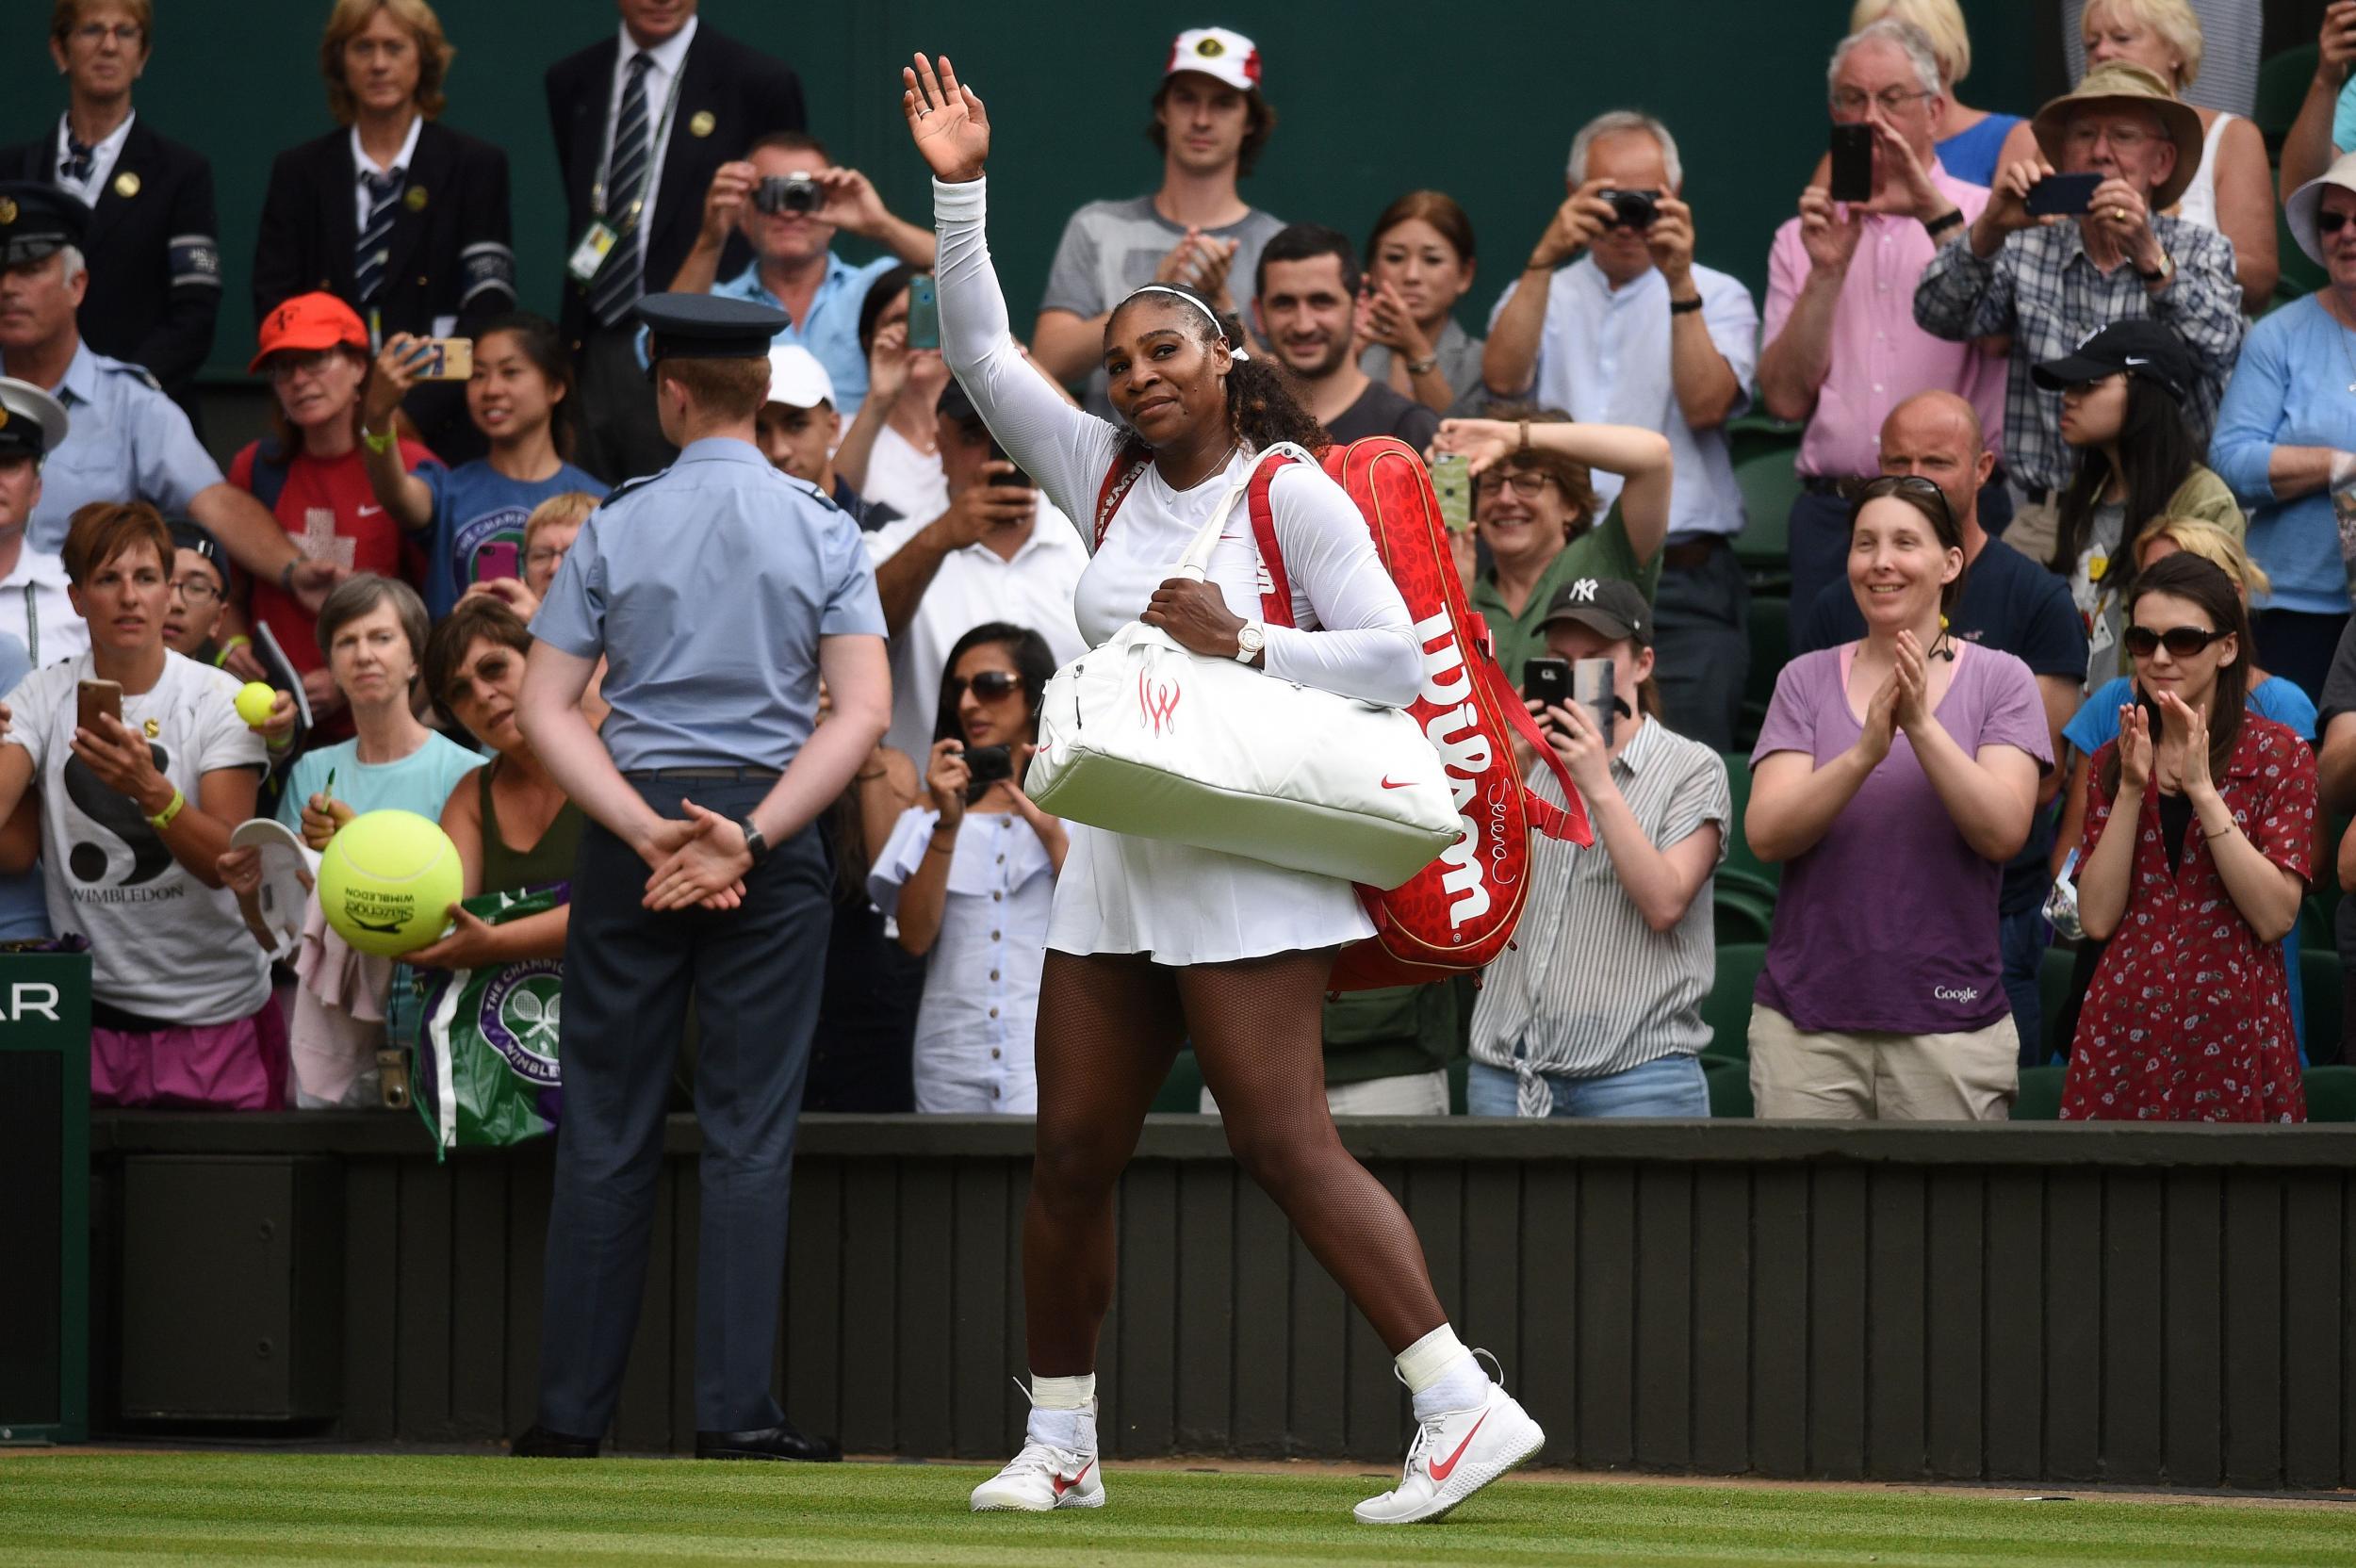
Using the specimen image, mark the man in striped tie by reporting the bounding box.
[547,0,806,483]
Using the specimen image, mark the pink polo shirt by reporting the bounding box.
[1763,164,2005,479]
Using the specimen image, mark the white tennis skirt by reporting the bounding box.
[1046,822,1377,968]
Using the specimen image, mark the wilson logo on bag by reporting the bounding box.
[1095,437,1593,988]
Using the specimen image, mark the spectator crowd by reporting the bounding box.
[8,0,2356,1126]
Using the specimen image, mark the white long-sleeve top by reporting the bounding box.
[929,175,1419,966]
[932,176,1419,710]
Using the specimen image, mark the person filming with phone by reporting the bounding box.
[1466,577,1730,1119]
[865,622,1064,1114]
[665,131,937,416]
[1914,62,2243,570]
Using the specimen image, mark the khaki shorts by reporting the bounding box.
[1747,1004,2017,1121]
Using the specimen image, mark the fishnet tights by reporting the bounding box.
[1022,947,1447,1375]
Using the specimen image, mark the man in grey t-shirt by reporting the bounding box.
[1032,25,1284,418]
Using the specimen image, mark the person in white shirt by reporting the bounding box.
[0,500,275,1108]
[866,378,1087,762]
[1482,109,1760,752]
[0,378,87,669]
[867,623,1064,1112]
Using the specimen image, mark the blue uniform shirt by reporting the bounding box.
[0,344,222,554]
[0,630,46,941]
[531,438,886,773]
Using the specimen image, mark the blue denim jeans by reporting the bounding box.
[1998,906,2048,1067]
[1465,1051,1710,1118]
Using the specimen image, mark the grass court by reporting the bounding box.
[3,1452,2353,1566]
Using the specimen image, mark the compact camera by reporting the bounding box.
[755,173,824,216]
[1597,188,1661,230]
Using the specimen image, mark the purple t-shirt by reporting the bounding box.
[1750,642,2053,1035]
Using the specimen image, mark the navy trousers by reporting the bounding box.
[537,775,829,1436]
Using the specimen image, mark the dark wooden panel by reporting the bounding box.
[2162,1168,2224,1487]
[2042,1170,2102,1482]
[2220,1174,2284,1490]
[1576,1163,1636,1469]
[1000,1163,1031,1448]
[393,1159,454,1441]
[781,1157,842,1438]
[1286,1229,1348,1458]
[1632,1164,1693,1471]
[1462,1165,1524,1389]
[1519,1165,1579,1467]
[669,1169,698,1453]
[2099,1170,2165,1483]
[2345,1173,2356,1489]
[501,1152,552,1436]
[339,1159,400,1442]
[1808,1165,1868,1479]
[447,1161,508,1438]
[611,1162,673,1454]
[950,1161,1010,1460]
[1981,1169,2044,1481]
[2281,1171,2342,1490]
[1864,1168,1925,1480]
[1172,1163,1234,1453]
[1689,1165,1750,1474]
[1923,1168,1984,1479]
[894,1160,957,1460]
[836,1162,898,1454]
[1229,1180,1290,1455]
[1113,1161,1177,1459]
[1750,1165,1809,1477]
[1407,1162,1465,1320]
[1345,1164,1410,1462]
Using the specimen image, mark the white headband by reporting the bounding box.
[1126,285,1250,360]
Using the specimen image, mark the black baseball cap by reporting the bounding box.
[0,183,89,269]
[167,517,237,597]
[2030,318,2192,404]
[1537,577,1652,647]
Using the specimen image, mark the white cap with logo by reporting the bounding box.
[1164,26,1264,94]
[762,344,836,411]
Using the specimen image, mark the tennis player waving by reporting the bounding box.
[902,54,1543,1525]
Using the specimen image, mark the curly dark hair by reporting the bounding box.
[1104,283,1327,465]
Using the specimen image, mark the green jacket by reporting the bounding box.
[1321,978,1469,1087]
[1470,500,1661,685]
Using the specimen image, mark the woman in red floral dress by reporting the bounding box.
[2067,553,2315,1121]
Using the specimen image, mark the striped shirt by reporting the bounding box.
[1469,720,1729,1106]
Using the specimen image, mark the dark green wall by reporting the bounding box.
[0,1,2054,382]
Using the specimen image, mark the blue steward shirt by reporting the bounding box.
[530,438,886,773]
[1,344,222,554]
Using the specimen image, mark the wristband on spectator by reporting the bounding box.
[1517,418,1531,455]
[1668,296,1704,316]
[277,559,299,596]
[1405,354,1439,377]
[145,788,186,832]
[211,635,251,668]
[1922,208,1965,239]
[360,423,397,455]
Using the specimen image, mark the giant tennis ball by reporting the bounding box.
[234,682,276,727]
[317,809,463,956]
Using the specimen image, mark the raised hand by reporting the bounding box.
[902,54,990,184]
[1856,665,1901,768]
[2117,703,2153,792]
[1890,629,1933,733]
[925,738,972,826]
[1427,416,1516,477]
[2156,691,2213,798]
[1796,187,1865,276]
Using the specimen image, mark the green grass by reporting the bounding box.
[0,1454,2349,1567]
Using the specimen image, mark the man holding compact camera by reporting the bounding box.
[1482,110,1758,752]
[668,131,937,418]
[1914,61,2243,568]
[863,380,1086,763]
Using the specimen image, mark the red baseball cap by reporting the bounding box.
[249,292,368,373]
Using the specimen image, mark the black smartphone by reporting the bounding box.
[1523,657,1572,722]
[2024,172,2102,218]
[963,743,1013,802]
[1827,124,1874,204]
[905,274,941,351]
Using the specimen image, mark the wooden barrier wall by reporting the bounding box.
[87,1114,2356,1488]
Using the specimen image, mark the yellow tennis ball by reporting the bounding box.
[317,809,463,957]
[234,682,276,727]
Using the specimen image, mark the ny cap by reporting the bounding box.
[1538,576,1652,647]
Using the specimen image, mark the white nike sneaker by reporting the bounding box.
[1353,1358,1545,1526]
[969,1439,1104,1512]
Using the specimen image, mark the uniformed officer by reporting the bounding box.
[0,376,87,668]
[513,292,889,1461]
[0,185,331,621]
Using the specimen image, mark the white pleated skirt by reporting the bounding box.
[1045,822,1377,967]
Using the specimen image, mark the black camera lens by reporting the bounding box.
[1604,188,1659,230]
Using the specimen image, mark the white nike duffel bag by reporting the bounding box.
[1023,461,1460,890]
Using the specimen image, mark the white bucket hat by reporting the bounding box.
[2285,148,2356,269]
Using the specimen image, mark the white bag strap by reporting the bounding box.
[1173,443,1317,582]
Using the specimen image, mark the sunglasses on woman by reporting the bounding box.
[948,670,1023,701]
[1852,472,1955,527]
[2121,624,2230,659]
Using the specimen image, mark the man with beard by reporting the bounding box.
[1253,223,1439,449]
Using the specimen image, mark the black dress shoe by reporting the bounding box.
[695,1422,843,1462]
[511,1424,601,1458]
